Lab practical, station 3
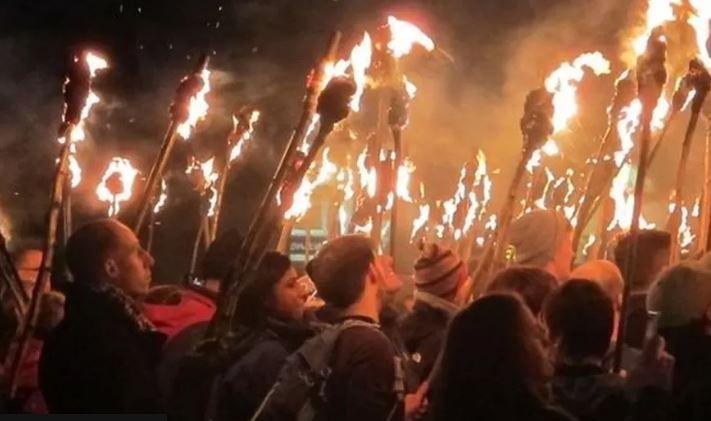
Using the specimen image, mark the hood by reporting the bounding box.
[142,289,216,339]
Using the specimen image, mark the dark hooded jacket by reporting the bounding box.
[39,283,166,413]
[400,291,459,386]
[215,317,314,421]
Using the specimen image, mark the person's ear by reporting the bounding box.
[105,258,119,279]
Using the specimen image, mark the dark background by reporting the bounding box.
[1,0,704,281]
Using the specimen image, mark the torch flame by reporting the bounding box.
[153,179,168,214]
[410,204,430,241]
[68,152,82,188]
[60,52,109,144]
[176,68,211,140]
[387,16,435,59]
[396,158,416,202]
[545,52,611,133]
[583,234,597,257]
[284,148,338,220]
[631,0,680,56]
[354,217,373,236]
[541,139,560,156]
[679,205,696,249]
[349,32,373,112]
[526,149,543,173]
[229,110,261,162]
[607,162,656,230]
[96,157,139,217]
[688,0,711,68]
[403,76,417,99]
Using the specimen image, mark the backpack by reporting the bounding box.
[250,319,403,421]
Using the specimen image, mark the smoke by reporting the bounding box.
[0,0,706,278]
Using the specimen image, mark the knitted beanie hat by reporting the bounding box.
[647,263,711,328]
[508,209,571,268]
[413,241,465,298]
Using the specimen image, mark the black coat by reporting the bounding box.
[400,298,453,386]
[215,318,314,421]
[39,283,166,413]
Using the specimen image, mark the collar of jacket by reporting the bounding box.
[414,290,459,317]
[69,281,157,333]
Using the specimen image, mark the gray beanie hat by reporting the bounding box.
[508,209,571,268]
[647,263,711,329]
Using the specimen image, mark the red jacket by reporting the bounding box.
[143,289,216,339]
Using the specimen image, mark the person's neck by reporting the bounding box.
[342,298,380,323]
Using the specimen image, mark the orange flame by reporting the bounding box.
[176,68,211,140]
[229,110,261,162]
[410,204,431,241]
[526,149,543,173]
[631,0,680,56]
[396,158,416,202]
[608,162,656,230]
[679,205,695,249]
[534,168,555,209]
[387,16,435,59]
[68,152,82,188]
[349,32,373,112]
[96,157,139,217]
[541,139,560,156]
[462,151,492,236]
[582,234,597,256]
[545,52,611,133]
[353,217,373,235]
[284,148,338,220]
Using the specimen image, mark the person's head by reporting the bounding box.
[434,293,551,418]
[235,252,306,327]
[508,209,573,282]
[613,229,671,292]
[12,248,44,296]
[66,219,154,298]
[570,259,624,308]
[307,235,399,315]
[201,228,243,293]
[647,263,711,333]
[486,266,558,317]
[544,279,614,363]
[413,241,471,306]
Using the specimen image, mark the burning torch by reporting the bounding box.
[133,54,210,235]
[207,32,343,339]
[211,108,260,241]
[388,78,413,264]
[573,70,636,251]
[471,88,554,290]
[667,59,711,263]
[614,34,668,373]
[9,51,108,397]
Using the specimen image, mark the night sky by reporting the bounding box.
[3,0,697,281]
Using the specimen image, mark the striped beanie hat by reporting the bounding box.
[414,241,466,297]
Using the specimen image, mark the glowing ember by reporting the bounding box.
[284,148,338,220]
[176,68,211,140]
[396,158,415,202]
[349,32,373,112]
[410,204,430,241]
[96,157,139,217]
[229,110,261,162]
[545,52,611,133]
[387,16,435,59]
[153,179,168,214]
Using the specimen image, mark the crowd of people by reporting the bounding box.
[2,208,711,420]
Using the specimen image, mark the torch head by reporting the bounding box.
[62,56,92,126]
[388,86,410,130]
[636,34,668,109]
[170,55,210,123]
[106,172,125,196]
[688,58,711,113]
[520,88,554,151]
[317,76,357,127]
